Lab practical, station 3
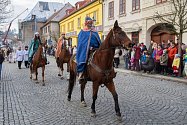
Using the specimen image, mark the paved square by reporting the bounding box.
[0,57,187,125]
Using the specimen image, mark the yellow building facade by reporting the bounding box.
[59,0,103,46]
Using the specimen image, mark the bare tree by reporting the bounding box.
[154,0,187,76]
[0,0,12,23]
[50,31,59,44]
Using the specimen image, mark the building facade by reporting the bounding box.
[40,3,73,46]
[59,0,103,46]
[19,1,64,46]
[103,0,187,46]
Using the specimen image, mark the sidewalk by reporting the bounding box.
[116,57,187,84]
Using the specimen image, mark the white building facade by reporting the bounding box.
[103,0,187,46]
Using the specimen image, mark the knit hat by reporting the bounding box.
[85,16,93,27]
[175,54,180,58]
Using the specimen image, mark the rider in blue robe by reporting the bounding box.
[76,17,101,79]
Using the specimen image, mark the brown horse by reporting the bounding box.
[67,20,132,120]
[30,42,46,86]
[56,40,71,79]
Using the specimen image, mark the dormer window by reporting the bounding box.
[39,2,49,11]
[76,4,80,9]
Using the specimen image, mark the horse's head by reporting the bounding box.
[111,20,132,49]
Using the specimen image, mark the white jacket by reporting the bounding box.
[16,50,23,61]
[23,50,29,61]
[114,49,120,58]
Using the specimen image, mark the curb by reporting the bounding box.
[115,68,187,84]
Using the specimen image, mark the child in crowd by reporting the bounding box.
[160,49,168,75]
[172,54,180,77]
[130,47,135,70]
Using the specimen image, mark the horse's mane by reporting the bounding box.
[99,29,113,50]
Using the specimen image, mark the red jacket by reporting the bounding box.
[168,47,178,60]
[134,46,141,59]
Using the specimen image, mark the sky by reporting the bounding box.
[1,0,78,32]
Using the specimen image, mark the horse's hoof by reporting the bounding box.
[30,77,32,79]
[80,101,87,107]
[35,81,39,84]
[117,116,122,121]
[91,112,96,117]
[116,113,122,121]
[42,83,45,86]
[58,74,62,76]
[67,98,71,101]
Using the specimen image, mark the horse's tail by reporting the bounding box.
[67,59,76,96]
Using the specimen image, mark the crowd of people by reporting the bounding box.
[116,40,187,78]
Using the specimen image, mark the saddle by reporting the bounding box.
[73,50,96,81]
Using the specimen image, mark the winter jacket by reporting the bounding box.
[160,53,168,66]
[141,56,155,71]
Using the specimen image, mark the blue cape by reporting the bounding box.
[76,30,101,65]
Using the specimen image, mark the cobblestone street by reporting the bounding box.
[0,57,187,125]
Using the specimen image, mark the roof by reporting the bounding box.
[40,2,73,28]
[23,1,64,22]
[60,0,97,22]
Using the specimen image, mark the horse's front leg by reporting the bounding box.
[35,68,39,84]
[91,82,100,117]
[67,62,70,80]
[80,81,87,107]
[30,64,32,79]
[105,81,121,121]
[67,62,70,72]
[61,64,64,79]
[42,66,45,86]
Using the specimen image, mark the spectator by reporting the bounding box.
[153,44,163,73]
[122,48,129,69]
[140,50,148,70]
[114,48,120,68]
[141,52,154,73]
[168,42,178,74]
[160,49,168,75]
[16,47,24,69]
[134,44,141,71]
[0,50,5,80]
[130,47,135,70]
[23,46,29,68]
[148,40,154,55]
[172,54,180,77]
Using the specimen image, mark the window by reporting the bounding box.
[68,21,74,31]
[119,0,126,15]
[63,25,66,33]
[132,0,140,11]
[108,1,114,18]
[39,2,49,11]
[156,0,167,4]
[93,11,98,25]
[77,17,81,28]
[48,26,50,33]
[132,32,139,44]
